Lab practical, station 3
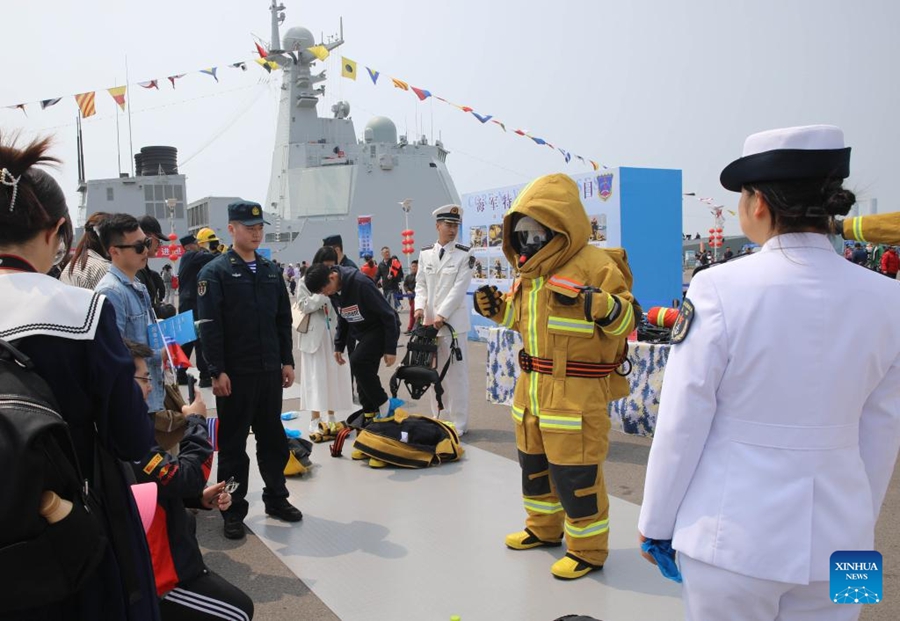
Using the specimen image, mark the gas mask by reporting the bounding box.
[513,216,553,266]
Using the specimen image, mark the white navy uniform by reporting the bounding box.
[639,233,900,620]
[415,205,475,434]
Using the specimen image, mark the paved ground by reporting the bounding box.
[196,337,900,620]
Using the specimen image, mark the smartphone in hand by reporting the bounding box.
[187,375,196,403]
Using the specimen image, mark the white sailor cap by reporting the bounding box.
[720,125,851,192]
[433,204,463,223]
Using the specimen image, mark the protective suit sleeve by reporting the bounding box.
[586,264,636,338]
[638,272,728,539]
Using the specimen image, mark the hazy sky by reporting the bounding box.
[2,0,897,236]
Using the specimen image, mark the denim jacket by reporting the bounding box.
[96,265,165,412]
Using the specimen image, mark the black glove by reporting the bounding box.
[474,285,502,317]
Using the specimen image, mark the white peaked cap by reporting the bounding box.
[742,125,845,157]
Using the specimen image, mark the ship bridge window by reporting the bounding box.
[145,184,185,220]
[370,145,376,158]
[187,202,209,229]
[265,231,299,243]
[107,187,114,201]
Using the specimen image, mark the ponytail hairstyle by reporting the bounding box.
[67,211,110,275]
[743,177,856,236]
[0,133,72,253]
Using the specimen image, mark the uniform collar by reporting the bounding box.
[761,232,835,253]
[227,248,261,266]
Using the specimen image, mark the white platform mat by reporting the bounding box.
[231,411,683,621]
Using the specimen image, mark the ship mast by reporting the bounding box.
[269,0,285,53]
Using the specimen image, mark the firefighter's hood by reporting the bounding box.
[503,174,591,276]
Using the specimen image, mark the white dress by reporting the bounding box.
[296,283,353,413]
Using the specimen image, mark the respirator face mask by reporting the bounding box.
[514,216,553,266]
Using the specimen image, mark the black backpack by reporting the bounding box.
[389,322,461,411]
[0,338,106,612]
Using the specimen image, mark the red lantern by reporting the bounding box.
[401,246,414,255]
[401,229,414,237]
[708,228,715,234]
[168,233,178,241]
[715,228,723,234]
[169,255,178,262]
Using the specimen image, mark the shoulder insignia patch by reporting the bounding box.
[455,243,471,252]
[143,453,164,475]
[671,298,694,344]
[198,281,208,297]
[421,244,433,251]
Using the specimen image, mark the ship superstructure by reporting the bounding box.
[258,1,461,261]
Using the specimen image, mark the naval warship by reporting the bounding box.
[260,0,461,263]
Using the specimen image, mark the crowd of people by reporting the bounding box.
[2,123,899,621]
[845,241,899,278]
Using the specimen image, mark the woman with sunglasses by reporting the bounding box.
[96,213,166,414]
[0,136,159,619]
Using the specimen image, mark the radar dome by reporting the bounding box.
[365,116,398,144]
[282,26,315,53]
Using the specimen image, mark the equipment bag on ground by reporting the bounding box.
[284,436,314,475]
[352,408,464,468]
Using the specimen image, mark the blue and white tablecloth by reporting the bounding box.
[486,328,669,437]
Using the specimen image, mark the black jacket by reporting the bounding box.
[375,258,404,291]
[137,266,165,305]
[131,415,213,596]
[12,303,158,621]
[177,250,217,308]
[196,249,294,377]
[332,267,400,355]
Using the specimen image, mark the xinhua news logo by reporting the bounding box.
[830,551,882,604]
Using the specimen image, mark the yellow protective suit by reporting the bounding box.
[476,174,636,569]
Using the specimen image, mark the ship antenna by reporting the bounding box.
[270,0,285,53]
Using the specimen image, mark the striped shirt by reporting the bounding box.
[61,249,111,291]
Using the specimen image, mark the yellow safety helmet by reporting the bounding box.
[196,227,219,246]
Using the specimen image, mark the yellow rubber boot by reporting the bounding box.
[368,458,387,468]
[550,553,604,580]
[505,528,562,551]
[351,449,367,460]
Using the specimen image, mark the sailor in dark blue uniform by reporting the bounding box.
[196,200,302,540]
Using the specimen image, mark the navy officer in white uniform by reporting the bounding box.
[414,204,475,435]
[639,125,900,621]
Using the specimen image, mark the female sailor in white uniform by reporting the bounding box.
[639,125,900,621]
